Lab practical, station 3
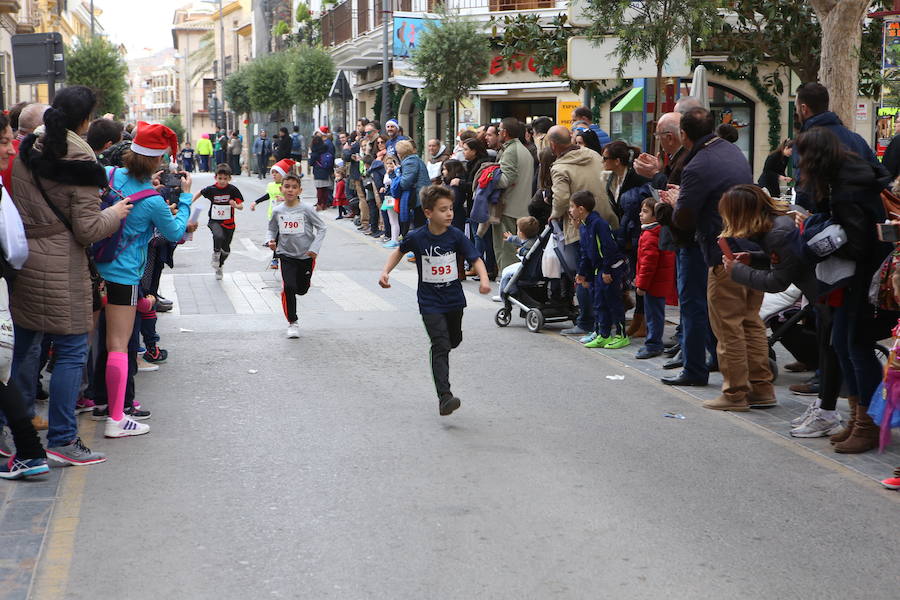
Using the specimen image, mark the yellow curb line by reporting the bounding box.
[29,419,102,599]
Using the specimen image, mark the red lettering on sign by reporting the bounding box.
[489,54,565,77]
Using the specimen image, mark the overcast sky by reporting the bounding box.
[94,0,189,58]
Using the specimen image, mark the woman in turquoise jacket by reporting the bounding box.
[96,122,193,439]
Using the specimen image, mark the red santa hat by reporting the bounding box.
[270,158,296,178]
[130,121,179,158]
[318,125,330,135]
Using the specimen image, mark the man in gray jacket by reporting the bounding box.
[494,118,535,272]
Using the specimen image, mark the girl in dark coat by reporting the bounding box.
[757,139,793,198]
[793,128,893,452]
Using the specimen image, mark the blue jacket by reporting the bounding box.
[309,138,336,181]
[589,123,611,149]
[398,154,430,202]
[95,167,191,286]
[578,211,623,277]
[389,168,414,223]
[252,137,272,156]
[614,182,654,256]
[385,134,409,158]
[470,166,501,224]
[672,134,752,265]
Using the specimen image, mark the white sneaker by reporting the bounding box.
[790,400,819,427]
[790,408,844,438]
[286,322,300,339]
[211,251,220,269]
[491,295,502,302]
[137,357,159,372]
[104,415,150,438]
[215,267,223,281]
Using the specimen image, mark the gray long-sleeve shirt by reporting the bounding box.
[267,201,327,258]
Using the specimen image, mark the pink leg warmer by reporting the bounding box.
[106,351,129,422]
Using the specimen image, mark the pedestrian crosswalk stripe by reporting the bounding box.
[314,271,396,312]
[239,237,272,261]
[158,274,180,315]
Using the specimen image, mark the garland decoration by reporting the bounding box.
[703,63,782,151]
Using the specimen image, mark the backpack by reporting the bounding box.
[290,133,301,153]
[316,151,334,170]
[92,167,160,264]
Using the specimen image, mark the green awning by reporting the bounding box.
[611,87,644,112]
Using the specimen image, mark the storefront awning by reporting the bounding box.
[612,87,644,112]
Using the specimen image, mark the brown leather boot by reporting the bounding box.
[829,395,858,445]
[626,313,647,338]
[834,406,879,454]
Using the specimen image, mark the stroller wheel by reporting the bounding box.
[525,308,544,333]
[495,307,512,327]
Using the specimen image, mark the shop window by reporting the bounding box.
[679,81,755,164]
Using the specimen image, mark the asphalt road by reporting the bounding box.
[16,173,900,599]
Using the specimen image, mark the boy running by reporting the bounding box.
[194,163,244,280]
[267,174,327,339]
[379,185,490,416]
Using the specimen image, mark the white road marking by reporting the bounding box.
[240,237,273,261]
[314,271,395,312]
[218,272,257,314]
[157,274,180,315]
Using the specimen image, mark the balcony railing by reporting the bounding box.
[322,1,353,47]
[321,0,562,46]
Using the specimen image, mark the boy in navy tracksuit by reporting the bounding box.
[571,190,630,350]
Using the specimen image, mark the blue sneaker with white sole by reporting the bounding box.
[0,456,50,479]
[579,332,597,344]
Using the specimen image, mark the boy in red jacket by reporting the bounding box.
[634,197,678,359]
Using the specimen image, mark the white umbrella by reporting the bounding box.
[689,65,710,110]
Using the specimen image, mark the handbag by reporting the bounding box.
[0,278,11,385]
[868,247,900,311]
[541,231,562,279]
[0,183,28,270]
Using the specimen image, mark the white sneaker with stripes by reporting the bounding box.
[105,416,150,438]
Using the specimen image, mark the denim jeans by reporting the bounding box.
[643,294,666,352]
[470,221,497,274]
[12,326,88,447]
[499,263,521,295]
[563,240,594,332]
[831,288,883,407]
[676,246,713,382]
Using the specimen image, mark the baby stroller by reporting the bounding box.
[495,224,580,332]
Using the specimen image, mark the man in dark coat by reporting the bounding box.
[660,108,760,405]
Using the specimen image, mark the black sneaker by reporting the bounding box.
[439,395,461,416]
[143,346,168,363]
[91,406,150,421]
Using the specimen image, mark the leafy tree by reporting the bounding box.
[286,47,335,109]
[224,67,252,115]
[411,8,491,140]
[247,53,291,113]
[712,2,820,94]
[492,13,576,86]
[809,0,873,126]
[581,0,721,146]
[65,37,128,117]
[709,1,883,98]
[162,116,186,143]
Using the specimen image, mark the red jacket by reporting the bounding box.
[635,224,678,305]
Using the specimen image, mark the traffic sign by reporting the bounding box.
[11,33,66,84]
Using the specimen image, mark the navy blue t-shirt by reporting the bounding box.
[400,225,480,314]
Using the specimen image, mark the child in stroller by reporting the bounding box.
[495,222,580,333]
